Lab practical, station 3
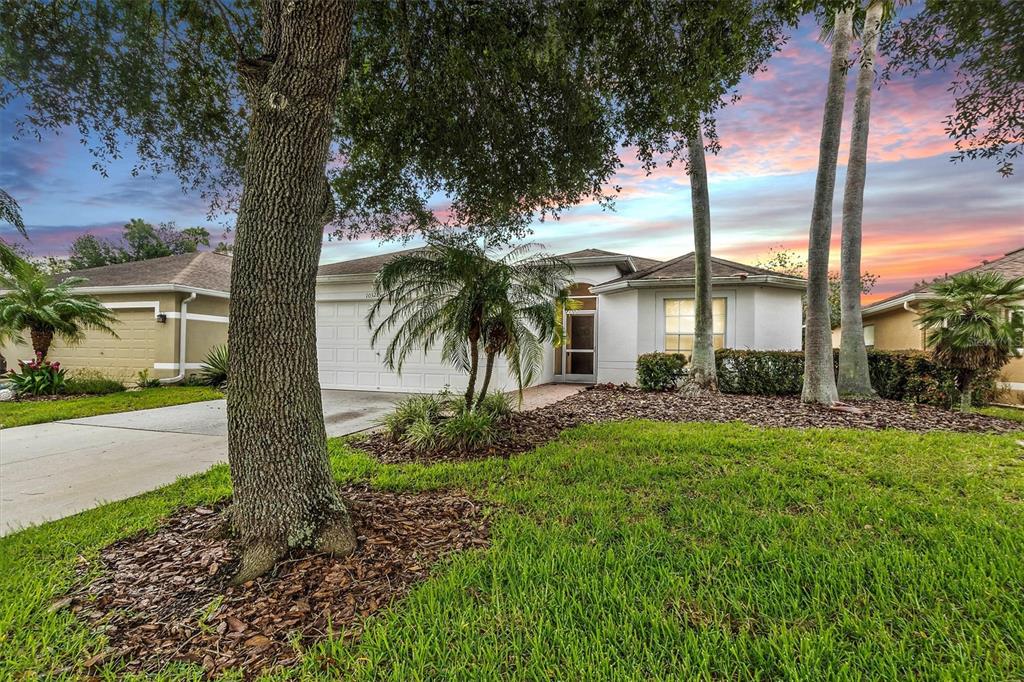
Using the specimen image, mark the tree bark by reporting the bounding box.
[838,0,883,399]
[802,8,852,406]
[687,132,717,391]
[475,349,497,409]
[464,330,480,409]
[227,0,357,583]
[30,326,54,359]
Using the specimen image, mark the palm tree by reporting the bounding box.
[0,266,119,359]
[802,7,853,405]
[838,0,886,398]
[369,241,573,409]
[688,131,717,390]
[918,272,1024,412]
[474,244,573,407]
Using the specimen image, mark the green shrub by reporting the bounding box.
[199,344,229,387]
[713,349,997,408]
[135,369,161,389]
[404,417,440,451]
[7,353,66,396]
[440,407,497,451]
[64,370,124,395]
[715,350,804,396]
[379,394,448,441]
[377,391,506,453]
[476,391,513,420]
[636,352,688,391]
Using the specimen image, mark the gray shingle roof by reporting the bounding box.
[316,248,423,276]
[601,252,802,285]
[59,251,232,293]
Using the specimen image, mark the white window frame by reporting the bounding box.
[661,295,729,355]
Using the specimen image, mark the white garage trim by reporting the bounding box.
[153,362,205,370]
[105,300,162,318]
[162,312,230,323]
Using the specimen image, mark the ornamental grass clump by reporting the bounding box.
[377,391,509,454]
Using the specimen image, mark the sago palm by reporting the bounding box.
[369,241,573,409]
[918,272,1024,411]
[0,266,119,359]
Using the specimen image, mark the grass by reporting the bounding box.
[975,405,1024,423]
[0,385,223,428]
[2,421,1023,680]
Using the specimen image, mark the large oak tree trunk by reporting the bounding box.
[227,0,357,583]
[802,9,852,406]
[838,0,883,399]
[687,132,717,391]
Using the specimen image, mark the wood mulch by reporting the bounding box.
[64,484,488,678]
[356,384,1023,465]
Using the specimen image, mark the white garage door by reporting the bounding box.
[315,299,484,393]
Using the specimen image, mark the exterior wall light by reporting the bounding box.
[156,313,168,323]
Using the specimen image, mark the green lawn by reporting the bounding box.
[975,405,1024,423]
[0,386,223,428]
[2,421,1023,680]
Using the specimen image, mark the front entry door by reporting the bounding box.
[563,310,597,382]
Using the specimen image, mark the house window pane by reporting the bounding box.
[664,297,728,355]
[863,324,875,347]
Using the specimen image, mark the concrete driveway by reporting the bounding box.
[0,390,403,535]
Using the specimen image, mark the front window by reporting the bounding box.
[863,324,876,347]
[664,298,726,354]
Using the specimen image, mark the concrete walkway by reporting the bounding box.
[0,390,403,535]
[0,384,582,536]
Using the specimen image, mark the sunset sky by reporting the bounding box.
[1,17,1021,303]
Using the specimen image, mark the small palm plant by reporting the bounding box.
[918,272,1024,411]
[369,240,574,409]
[0,266,119,359]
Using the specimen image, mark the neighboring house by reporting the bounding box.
[1,246,805,389]
[831,246,1024,397]
[315,248,805,391]
[0,252,231,381]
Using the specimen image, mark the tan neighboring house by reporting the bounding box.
[832,246,1024,399]
[0,252,231,382]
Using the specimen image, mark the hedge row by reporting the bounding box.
[713,349,996,408]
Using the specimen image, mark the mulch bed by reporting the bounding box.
[64,484,488,677]
[357,385,1024,465]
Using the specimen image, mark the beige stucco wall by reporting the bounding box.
[0,290,229,381]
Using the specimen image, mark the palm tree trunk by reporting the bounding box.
[30,326,54,359]
[465,331,480,409]
[959,371,974,412]
[687,131,717,391]
[226,0,357,583]
[838,0,883,399]
[802,8,853,406]
[476,350,497,408]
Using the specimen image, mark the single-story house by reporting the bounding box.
[314,248,804,391]
[0,251,231,381]
[1,247,806,389]
[831,245,1024,398]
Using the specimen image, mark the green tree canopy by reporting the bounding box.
[881,0,1024,176]
[67,220,211,270]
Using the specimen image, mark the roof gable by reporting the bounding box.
[602,252,800,285]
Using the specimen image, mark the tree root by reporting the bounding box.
[230,512,358,585]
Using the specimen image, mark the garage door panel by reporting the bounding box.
[316,293,528,393]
